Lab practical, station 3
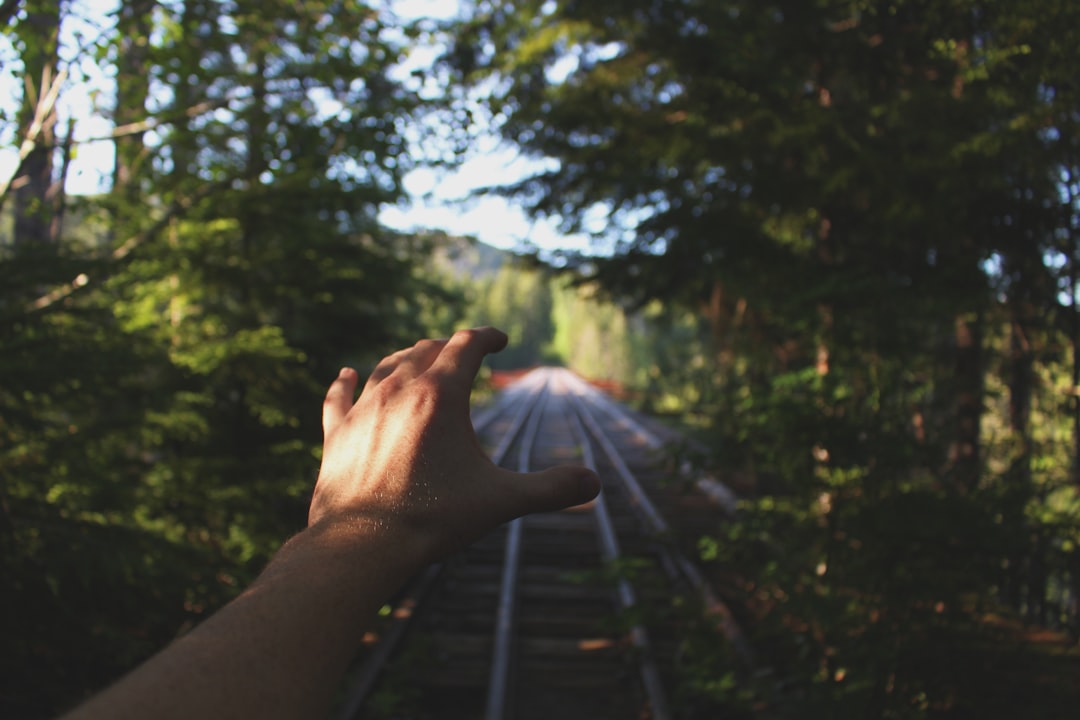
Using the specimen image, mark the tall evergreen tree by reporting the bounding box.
[1,3,455,714]
[443,0,1080,713]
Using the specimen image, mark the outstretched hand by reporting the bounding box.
[60,327,600,720]
[310,326,600,561]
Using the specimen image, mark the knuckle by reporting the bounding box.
[384,348,409,364]
[375,372,405,398]
[414,338,447,353]
[453,327,479,343]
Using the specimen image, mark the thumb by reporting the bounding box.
[507,465,602,517]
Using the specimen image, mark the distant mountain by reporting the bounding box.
[422,232,522,281]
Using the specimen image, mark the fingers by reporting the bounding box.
[322,367,358,435]
[363,327,506,396]
[396,338,449,379]
[431,326,508,386]
[361,346,409,395]
[361,338,447,394]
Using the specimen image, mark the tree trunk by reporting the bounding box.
[12,0,60,247]
[113,0,155,201]
[950,311,983,493]
[168,0,215,187]
[1064,160,1080,490]
[1007,297,1035,488]
[1008,301,1037,616]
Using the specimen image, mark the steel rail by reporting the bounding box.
[484,371,552,720]
[561,369,754,666]
[560,372,738,514]
[337,369,550,720]
[334,563,442,720]
[558,380,672,720]
[339,366,748,719]
[471,367,548,438]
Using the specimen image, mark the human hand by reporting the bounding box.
[309,327,601,561]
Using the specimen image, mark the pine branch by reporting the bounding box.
[79,96,233,145]
[26,181,225,313]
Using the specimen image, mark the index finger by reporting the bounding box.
[322,367,358,435]
[430,326,508,386]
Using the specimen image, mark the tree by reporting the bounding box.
[444,0,1080,713]
[0,2,455,715]
[7,0,61,247]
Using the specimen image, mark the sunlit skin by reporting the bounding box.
[61,326,601,720]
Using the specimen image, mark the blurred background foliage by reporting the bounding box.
[2,0,1080,717]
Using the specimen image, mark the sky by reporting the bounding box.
[0,0,594,257]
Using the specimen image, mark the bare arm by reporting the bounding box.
[62,327,600,720]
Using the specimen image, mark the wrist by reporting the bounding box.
[302,511,434,578]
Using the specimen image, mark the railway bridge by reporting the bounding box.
[333,367,746,720]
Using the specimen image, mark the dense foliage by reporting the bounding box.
[446,0,1080,716]
[1,2,459,715]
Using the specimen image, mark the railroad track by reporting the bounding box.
[333,367,745,720]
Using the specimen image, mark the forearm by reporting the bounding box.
[63,521,425,720]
